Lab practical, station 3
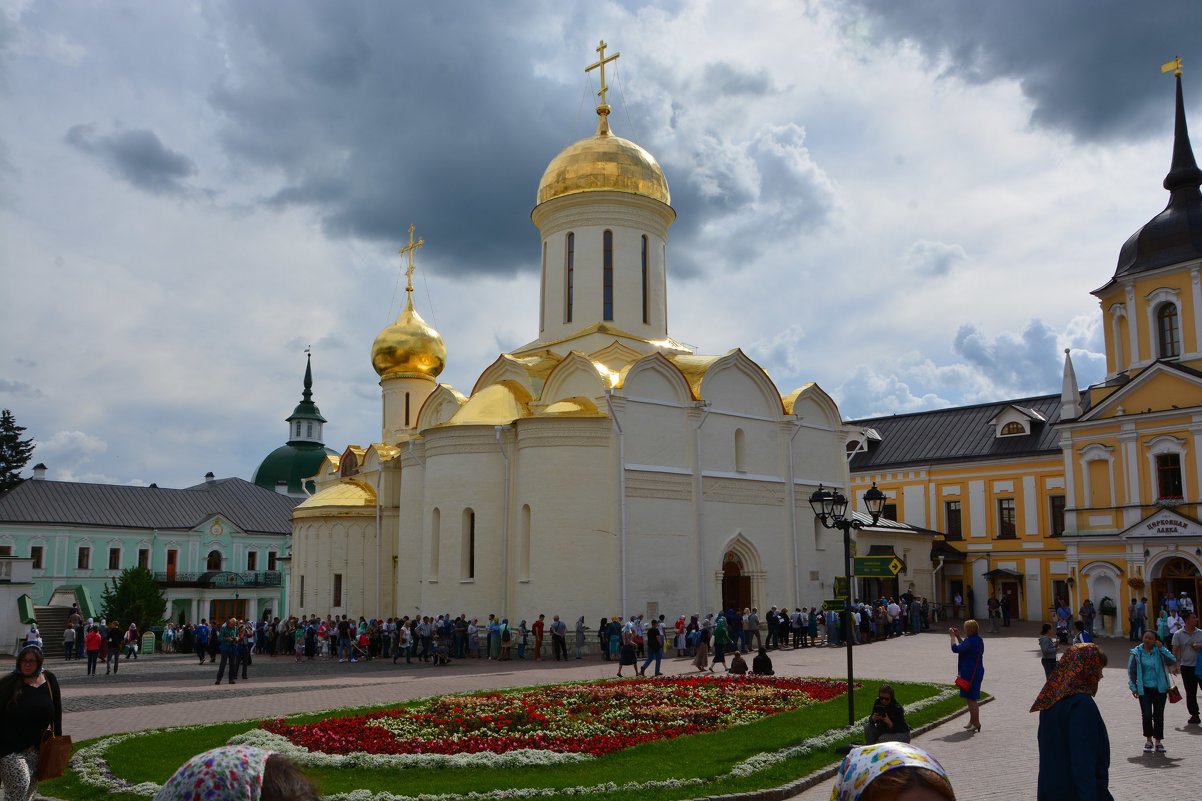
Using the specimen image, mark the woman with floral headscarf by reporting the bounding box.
[153,745,319,801]
[1031,643,1112,800]
[830,741,954,801]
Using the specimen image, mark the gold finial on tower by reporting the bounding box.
[585,39,620,135]
[1162,56,1183,78]
[399,223,424,294]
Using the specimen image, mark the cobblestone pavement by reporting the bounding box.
[18,624,1199,799]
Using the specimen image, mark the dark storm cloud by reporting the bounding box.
[65,125,197,195]
[204,1,577,278]
[843,0,1202,142]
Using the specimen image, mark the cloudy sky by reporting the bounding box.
[2,0,1200,488]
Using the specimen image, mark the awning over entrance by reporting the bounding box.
[983,568,1024,579]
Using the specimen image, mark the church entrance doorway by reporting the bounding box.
[1150,556,1200,613]
[722,553,751,613]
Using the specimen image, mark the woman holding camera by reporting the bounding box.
[949,619,984,732]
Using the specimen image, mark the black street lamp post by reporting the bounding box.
[809,482,886,726]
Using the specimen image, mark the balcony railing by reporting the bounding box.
[153,570,282,589]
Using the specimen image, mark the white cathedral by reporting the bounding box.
[287,45,855,623]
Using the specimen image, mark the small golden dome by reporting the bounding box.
[536,129,670,206]
[371,295,447,378]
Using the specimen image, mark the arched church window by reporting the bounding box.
[603,230,614,321]
[1000,421,1025,436]
[641,235,649,325]
[734,428,747,472]
[565,233,574,323]
[207,550,222,571]
[1157,303,1180,358]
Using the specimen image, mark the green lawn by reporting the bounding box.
[45,679,962,801]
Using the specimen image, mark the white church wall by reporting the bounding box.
[509,418,616,622]
[625,491,700,618]
[617,401,694,471]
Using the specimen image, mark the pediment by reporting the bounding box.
[1118,508,1202,539]
[1081,363,1202,421]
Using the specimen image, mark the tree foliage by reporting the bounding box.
[0,409,35,493]
[100,567,167,632]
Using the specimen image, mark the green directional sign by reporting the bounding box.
[854,556,903,577]
[821,599,844,612]
[833,576,850,600]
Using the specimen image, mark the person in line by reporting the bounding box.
[1171,610,1202,725]
[61,624,75,661]
[637,619,664,677]
[151,745,319,801]
[710,615,730,671]
[727,650,749,675]
[550,614,568,661]
[616,627,637,677]
[1127,629,1177,753]
[1031,643,1111,801]
[751,646,774,676]
[830,742,954,801]
[531,614,545,661]
[0,645,64,801]
[574,616,586,660]
[692,620,712,672]
[863,684,910,744]
[1038,623,1058,679]
[949,619,984,732]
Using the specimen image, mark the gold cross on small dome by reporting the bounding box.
[399,223,424,292]
[586,39,620,109]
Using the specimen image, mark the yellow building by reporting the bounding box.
[850,74,1202,633]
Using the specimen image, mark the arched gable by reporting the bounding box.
[416,384,467,431]
[720,532,764,576]
[698,349,785,418]
[471,354,538,397]
[361,443,400,472]
[619,352,694,405]
[537,351,614,407]
[783,382,843,427]
[590,340,645,372]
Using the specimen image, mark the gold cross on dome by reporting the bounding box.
[585,39,620,109]
[399,224,424,292]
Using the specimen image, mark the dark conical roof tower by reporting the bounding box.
[1113,72,1202,279]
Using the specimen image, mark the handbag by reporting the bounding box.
[1163,652,1182,703]
[955,648,981,692]
[36,731,72,781]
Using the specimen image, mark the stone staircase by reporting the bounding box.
[33,605,74,660]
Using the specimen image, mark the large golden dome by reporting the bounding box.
[536,128,670,206]
[371,295,446,378]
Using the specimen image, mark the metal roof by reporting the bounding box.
[847,393,1063,471]
[0,477,300,535]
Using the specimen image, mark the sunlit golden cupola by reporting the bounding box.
[370,225,447,379]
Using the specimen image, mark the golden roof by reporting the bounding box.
[446,383,532,426]
[536,130,670,206]
[371,294,447,378]
[293,479,376,519]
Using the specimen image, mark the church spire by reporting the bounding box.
[1163,70,1202,194]
[1060,348,1082,421]
[287,350,327,446]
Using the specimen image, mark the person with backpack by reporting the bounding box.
[123,623,139,659]
[499,618,513,660]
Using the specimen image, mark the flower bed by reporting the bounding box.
[262,676,847,758]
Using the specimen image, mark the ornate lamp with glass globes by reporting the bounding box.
[809,482,887,726]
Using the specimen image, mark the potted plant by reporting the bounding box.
[1127,576,1145,591]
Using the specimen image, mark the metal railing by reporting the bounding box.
[152,570,282,588]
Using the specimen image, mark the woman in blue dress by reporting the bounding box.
[950,618,985,731]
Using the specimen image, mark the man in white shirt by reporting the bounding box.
[1181,592,1195,615]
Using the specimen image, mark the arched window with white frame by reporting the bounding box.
[1146,436,1187,501]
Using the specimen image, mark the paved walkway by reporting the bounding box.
[26,625,1199,798]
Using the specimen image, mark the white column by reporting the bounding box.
[1125,285,1140,366]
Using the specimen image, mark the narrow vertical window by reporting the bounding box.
[520,504,531,581]
[430,507,441,579]
[306,422,313,437]
[1158,303,1180,358]
[540,242,547,332]
[603,230,614,321]
[641,235,649,324]
[734,428,747,472]
[300,575,305,608]
[997,498,1017,538]
[138,548,150,569]
[295,422,302,437]
[268,551,277,571]
[77,546,91,570]
[405,392,411,427]
[944,501,962,538]
[108,547,121,570]
[1048,495,1066,536]
[1157,453,1184,499]
[565,233,574,323]
[30,545,43,570]
[462,508,476,580]
[333,573,343,607]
